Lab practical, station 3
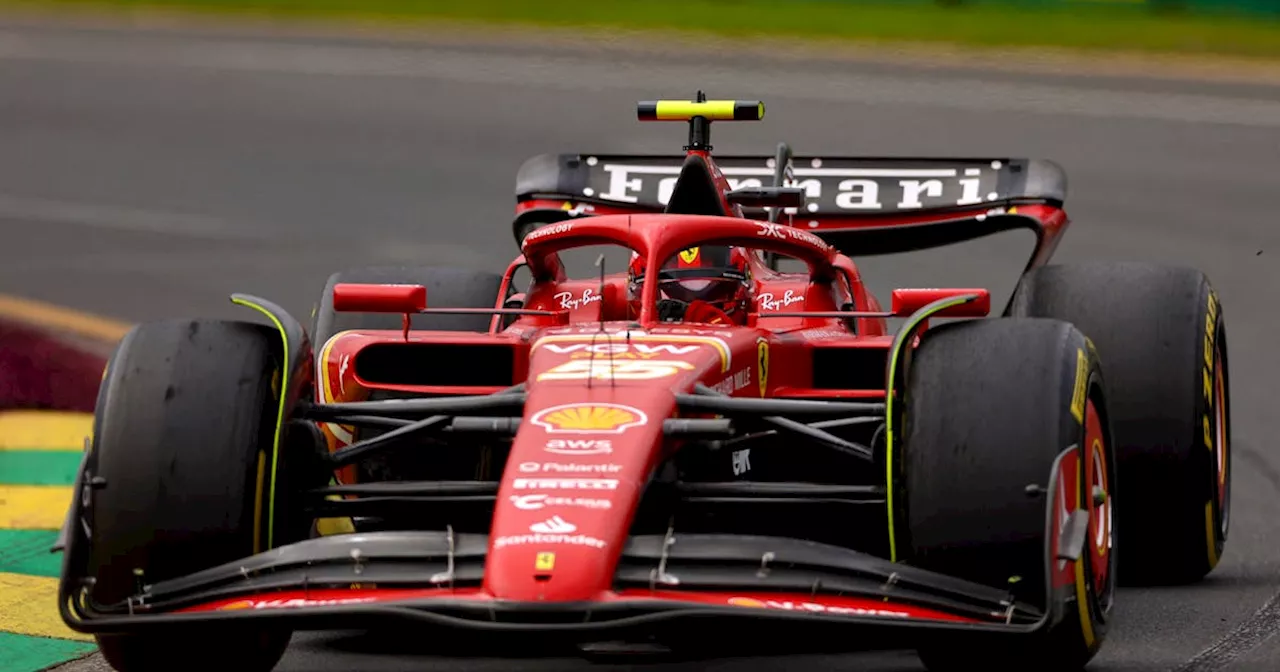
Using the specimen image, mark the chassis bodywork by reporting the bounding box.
[56,99,1098,653]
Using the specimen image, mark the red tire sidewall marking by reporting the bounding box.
[1214,342,1229,530]
[1084,399,1112,600]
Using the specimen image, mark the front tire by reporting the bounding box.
[83,319,305,672]
[900,318,1116,671]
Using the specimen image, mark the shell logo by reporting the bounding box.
[529,403,648,434]
[218,600,255,611]
[727,597,766,608]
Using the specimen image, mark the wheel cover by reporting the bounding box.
[1084,398,1115,616]
[1213,340,1230,539]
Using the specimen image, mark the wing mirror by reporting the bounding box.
[332,283,427,313]
[890,288,991,318]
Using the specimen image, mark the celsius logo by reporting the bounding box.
[510,494,612,511]
[545,439,612,455]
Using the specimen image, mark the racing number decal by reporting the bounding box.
[1069,348,1088,424]
[536,359,695,381]
[756,338,769,397]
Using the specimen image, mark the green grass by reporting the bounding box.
[6,0,1280,60]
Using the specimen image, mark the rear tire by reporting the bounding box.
[84,319,304,672]
[900,318,1116,672]
[1009,262,1230,585]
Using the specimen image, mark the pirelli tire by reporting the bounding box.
[899,318,1117,672]
[83,319,305,672]
[1009,262,1230,586]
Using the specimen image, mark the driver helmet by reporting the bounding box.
[627,245,753,323]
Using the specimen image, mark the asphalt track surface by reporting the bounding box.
[2,17,1280,672]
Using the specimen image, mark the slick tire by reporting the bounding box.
[85,319,302,672]
[310,265,506,350]
[900,318,1117,672]
[1009,262,1230,586]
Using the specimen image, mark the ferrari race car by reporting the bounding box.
[57,94,1231,672]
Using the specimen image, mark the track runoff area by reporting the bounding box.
[0,295,130,672]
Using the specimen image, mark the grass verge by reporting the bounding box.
[3,0,1280,60]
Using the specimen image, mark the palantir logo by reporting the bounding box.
[530,516,576,534]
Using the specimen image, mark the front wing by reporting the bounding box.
[60,530,1068,650]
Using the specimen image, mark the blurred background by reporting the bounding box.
[2,2,1280,672]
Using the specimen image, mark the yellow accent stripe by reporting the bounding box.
[318,332,339,403]
[531,333,731,373]
[317,331,355,445]
[0,411,93,451]
[882,296,971,563]
[0,293,131,342]
[0,572,93,641]
[315,517,356,536]
[0,486,72,530]
[252,450,265,555]
[230,297,289,549]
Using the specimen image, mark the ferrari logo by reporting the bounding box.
[756,338,769,397]
[535,552,556,571]
[678,247,700,264]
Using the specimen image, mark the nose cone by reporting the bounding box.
[483,390,671,602]
[481,324,744,602]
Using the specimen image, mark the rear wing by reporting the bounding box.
[513,153,1069,258]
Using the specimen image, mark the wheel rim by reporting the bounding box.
[1084,398,1115,615]
[1213,339,1230,539]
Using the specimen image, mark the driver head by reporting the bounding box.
[627,246,753,324]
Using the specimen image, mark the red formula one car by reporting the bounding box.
[57,95,1231,672]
